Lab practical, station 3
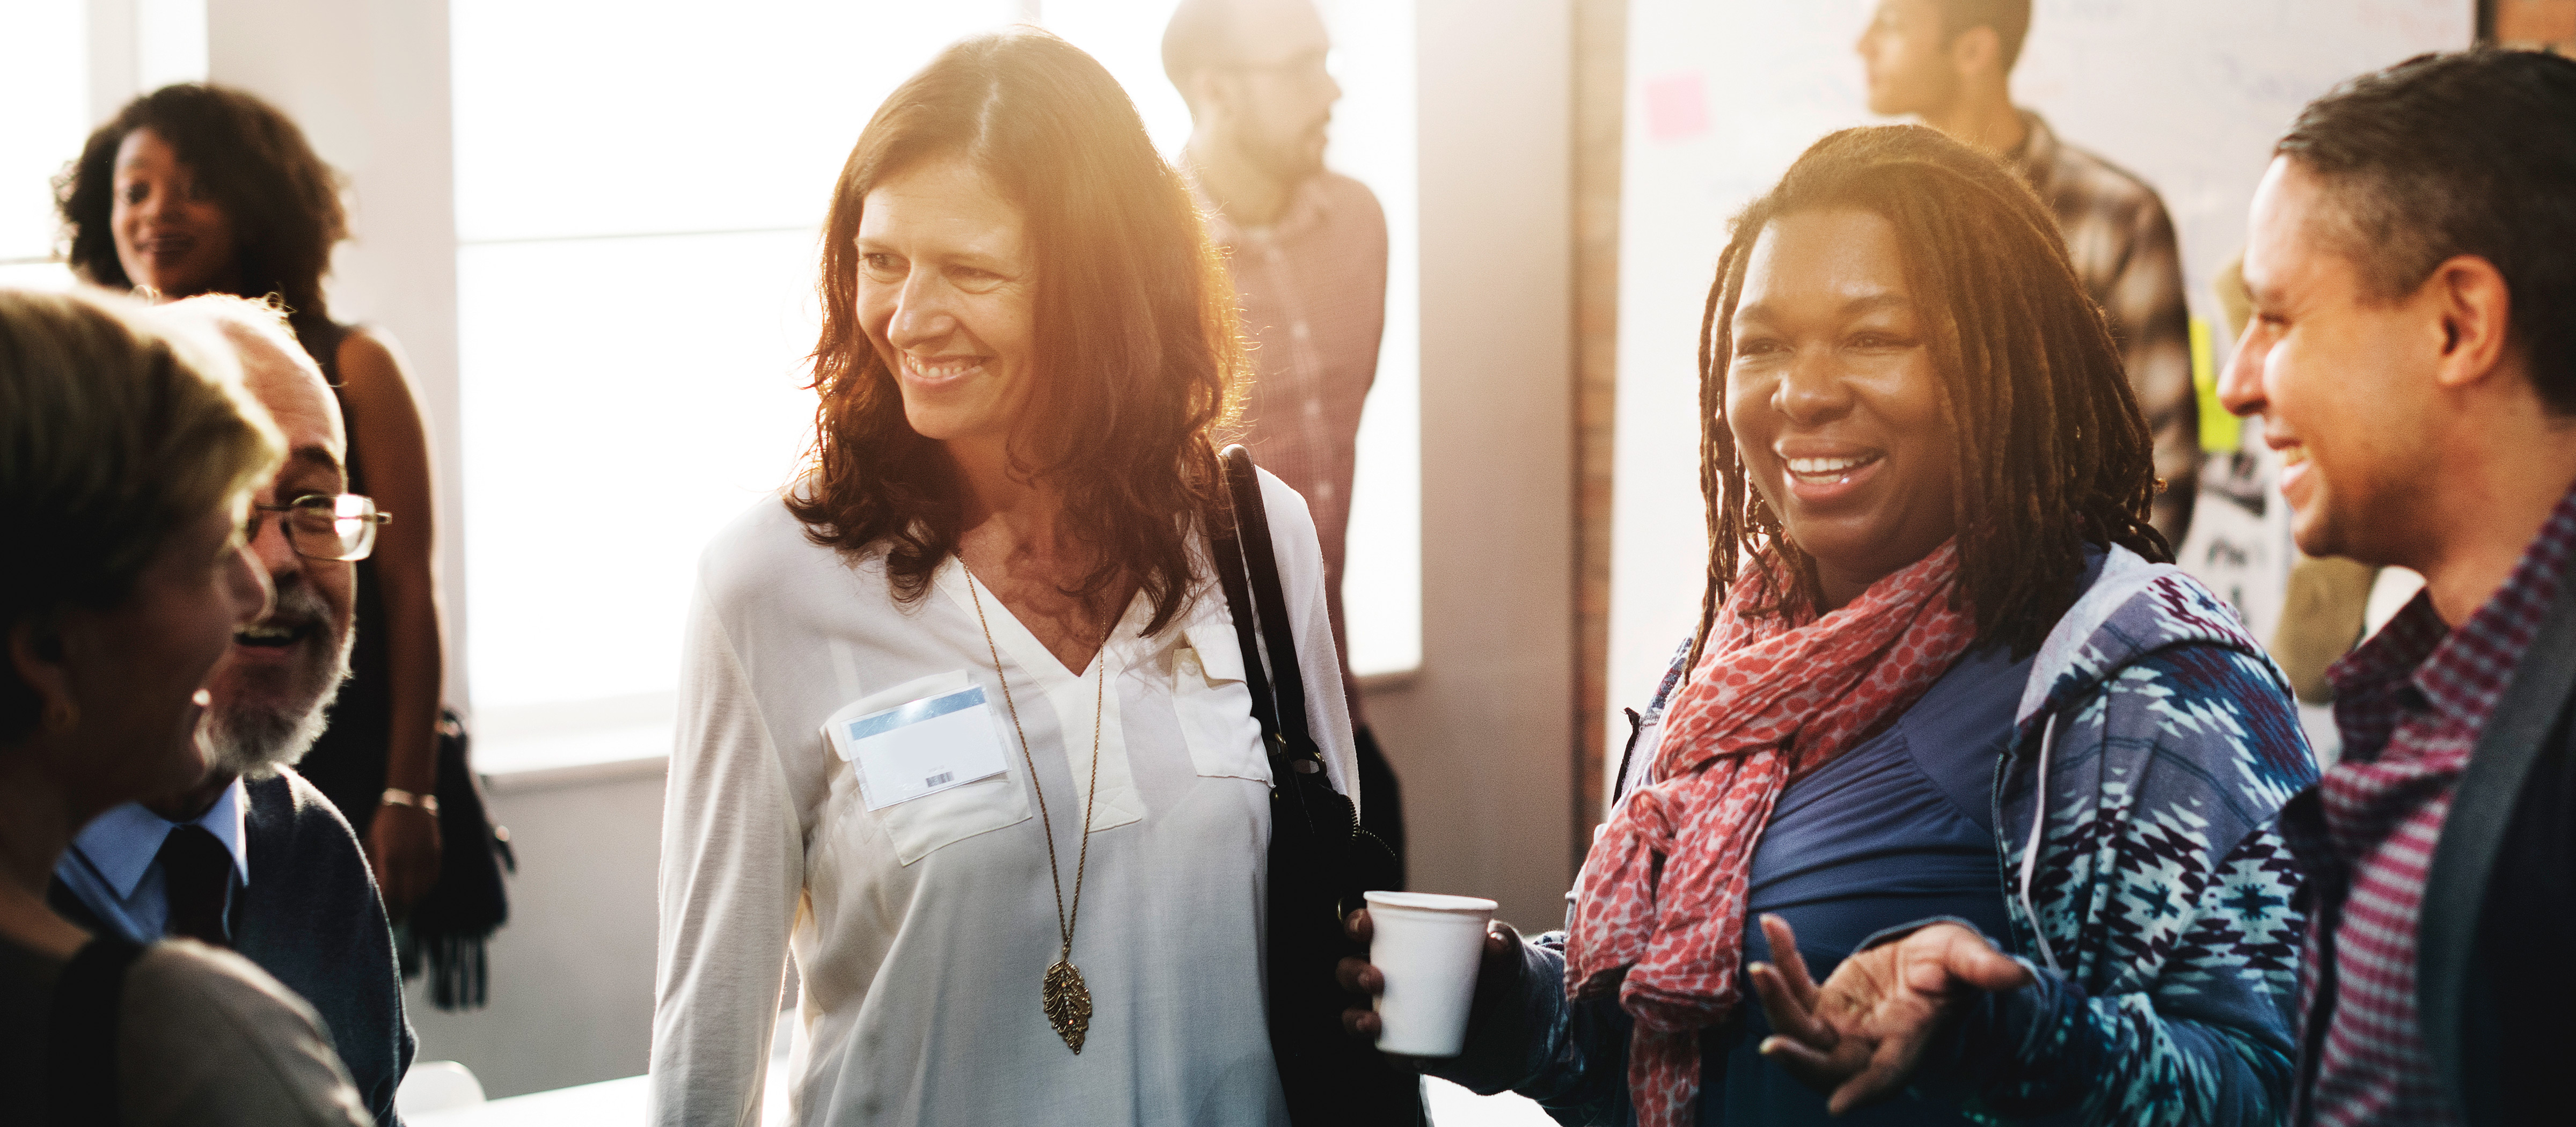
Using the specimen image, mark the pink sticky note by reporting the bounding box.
[1643,72,1708,143]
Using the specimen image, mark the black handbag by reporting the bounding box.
[1209,445,1425,1126]
[400,707,516,1009]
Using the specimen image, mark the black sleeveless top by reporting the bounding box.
[291,316,398,837]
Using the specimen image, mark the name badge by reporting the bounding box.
[823,685,1013,810]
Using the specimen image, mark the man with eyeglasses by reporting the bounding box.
[1166,0,1407,882]
[50,295,414,1125]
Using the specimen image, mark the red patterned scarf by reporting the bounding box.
[1564,542,1975,1127]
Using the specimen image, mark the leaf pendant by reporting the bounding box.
[1042,960,1093,1053]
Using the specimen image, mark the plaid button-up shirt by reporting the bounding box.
[1197,171,1388,695]
[2282,481,2576,1126]
[2004,111,2199,543]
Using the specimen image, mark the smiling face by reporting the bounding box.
[1727,208,1959,609]
[855,156,1040,452]
[199,321,355,775]
[2221,157,2445,565]
[109,128,243,299]
[46,503,271,812]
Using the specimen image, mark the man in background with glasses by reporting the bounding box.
[1166,0,1407,883]
[50,295,414,1124]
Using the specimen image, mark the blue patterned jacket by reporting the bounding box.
[1435,548,2317,1125]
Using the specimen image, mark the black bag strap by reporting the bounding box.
[1209,474,1283,755]
[46,934,145,1126]
[1216,445,1419,1127]
[1212,444,1330,785]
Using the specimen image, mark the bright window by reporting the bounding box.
[452,1,1018,754]
[0,0,87,291]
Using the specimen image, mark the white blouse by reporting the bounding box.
[648,471,1358,1127]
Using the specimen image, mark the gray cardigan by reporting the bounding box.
[236,769,416,1125]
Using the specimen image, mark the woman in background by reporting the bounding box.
[57,84,449,914]
[651,27,1353,1126]
[1344,126,2314,1126]
[0,287,368,1125]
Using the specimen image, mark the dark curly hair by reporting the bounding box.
[1686,125,2168,670]
[56,83,347,323]
[790,27,1239,636]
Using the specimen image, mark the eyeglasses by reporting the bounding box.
[245,494,391,562]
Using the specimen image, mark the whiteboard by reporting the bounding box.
[1605,0,2469,766]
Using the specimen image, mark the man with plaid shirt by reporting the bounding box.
[1857,0,2198,542]
[1166,0,1406,880]
[2219,50,2576,1127]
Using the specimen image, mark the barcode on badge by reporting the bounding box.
[924,772,954,788]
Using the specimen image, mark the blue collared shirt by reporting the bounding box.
[55,778,252,943]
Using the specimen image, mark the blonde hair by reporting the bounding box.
[1,287,286,737]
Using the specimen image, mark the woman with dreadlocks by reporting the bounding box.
[1339,126,2314,1126]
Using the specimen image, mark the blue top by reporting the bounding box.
[54,778,251,943]
[1440,547,2315,1127]
[1709,641,2028,1126]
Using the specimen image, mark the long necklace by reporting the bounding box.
[961,560,1104,1054]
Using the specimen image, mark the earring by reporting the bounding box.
[45,700,78,732]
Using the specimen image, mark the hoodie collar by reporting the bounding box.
[2012,544,2274,737]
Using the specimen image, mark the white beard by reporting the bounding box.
[206,586,357,778]
[204,685,343,778]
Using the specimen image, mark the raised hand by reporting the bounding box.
[1745,914,2030,1114]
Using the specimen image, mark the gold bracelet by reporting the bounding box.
[381,787,441,816]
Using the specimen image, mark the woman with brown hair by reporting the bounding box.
[1342,126,2314,1126]
[649,27,1355,1126]
[56,84,449,918]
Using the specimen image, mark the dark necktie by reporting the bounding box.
[157,824,232,947]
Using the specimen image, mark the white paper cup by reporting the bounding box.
[1364,890,1498,1057]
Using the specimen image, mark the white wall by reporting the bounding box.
[402,765,668,1099]
[1,3,87,278]
[1604,0,2471,783]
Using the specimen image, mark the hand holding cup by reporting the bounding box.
[1336,892,1525,1061]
